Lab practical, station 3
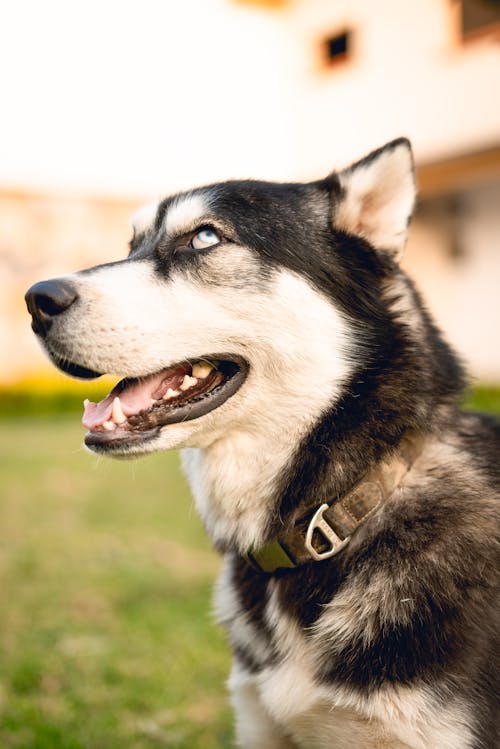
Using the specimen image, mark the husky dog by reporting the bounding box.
[26,139,499,749]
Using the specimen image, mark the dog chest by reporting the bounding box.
[216,559,476,749]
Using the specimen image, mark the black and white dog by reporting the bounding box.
[26,139,499,749]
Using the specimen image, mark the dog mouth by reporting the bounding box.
[81,355,248,451]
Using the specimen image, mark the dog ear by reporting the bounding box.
[332,138,416,260]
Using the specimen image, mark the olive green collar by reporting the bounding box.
[244,433,423,574]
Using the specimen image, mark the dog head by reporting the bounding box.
[25,138,415,457]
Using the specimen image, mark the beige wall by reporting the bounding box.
[3,1,497,195]
[1,0,499,383]
[405,183,500,382]
[287,0,500,176]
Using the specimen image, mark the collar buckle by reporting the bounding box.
[305,503,350,561]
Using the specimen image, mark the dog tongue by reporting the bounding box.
[82,365,189,430]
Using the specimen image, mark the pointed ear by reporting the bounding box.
[332,138,416,260]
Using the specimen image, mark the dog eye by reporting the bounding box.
[190,228,220,251]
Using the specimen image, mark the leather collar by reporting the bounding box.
[244,432,424,574]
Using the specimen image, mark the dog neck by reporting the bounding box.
[245,430,425,573]
[183,414,320,553]
[183,276,465,556]
[184,415,426,557]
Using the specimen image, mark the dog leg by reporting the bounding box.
[229,665,296,749]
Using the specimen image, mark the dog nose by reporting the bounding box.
[25,279,79,337]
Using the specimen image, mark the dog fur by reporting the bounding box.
[26,138,499,748]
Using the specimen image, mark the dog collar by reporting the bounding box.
[244,432,424,574]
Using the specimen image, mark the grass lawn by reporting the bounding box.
[0,388,499,748]
[0,417,232,749]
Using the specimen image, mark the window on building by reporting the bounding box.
[321,30,353,68]
[459,0,500,39]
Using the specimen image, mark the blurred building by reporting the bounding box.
[1,0,499,383]
[238,0,500,381]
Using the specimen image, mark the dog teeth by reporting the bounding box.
[192,362,213,379]
[111,396,127,424]
[180,375,198,391]
[102,420,116,431]
[163,388,180,400]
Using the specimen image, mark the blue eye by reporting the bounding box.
[190,228,220,250]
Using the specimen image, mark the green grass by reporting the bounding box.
[0,388,498,748]
[462,384,500,415]
[0,417,232,749]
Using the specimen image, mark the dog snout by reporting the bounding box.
[25,278,79,337]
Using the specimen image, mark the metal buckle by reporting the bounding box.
[305,503,350,561]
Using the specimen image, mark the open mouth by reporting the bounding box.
[81,355,248,451]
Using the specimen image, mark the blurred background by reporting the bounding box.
[0,1,499,747]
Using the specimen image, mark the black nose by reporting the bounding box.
[25,279,79,337]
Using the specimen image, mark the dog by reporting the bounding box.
[25,138,499,748]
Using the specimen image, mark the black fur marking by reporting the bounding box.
[342,137,413,175]
[226,555,277,673]
[273,279,466,531]
[231,556,274,642]
[183,177,499,738]
[318,475,499,686]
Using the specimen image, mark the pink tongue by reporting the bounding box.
[82,365,189,430]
